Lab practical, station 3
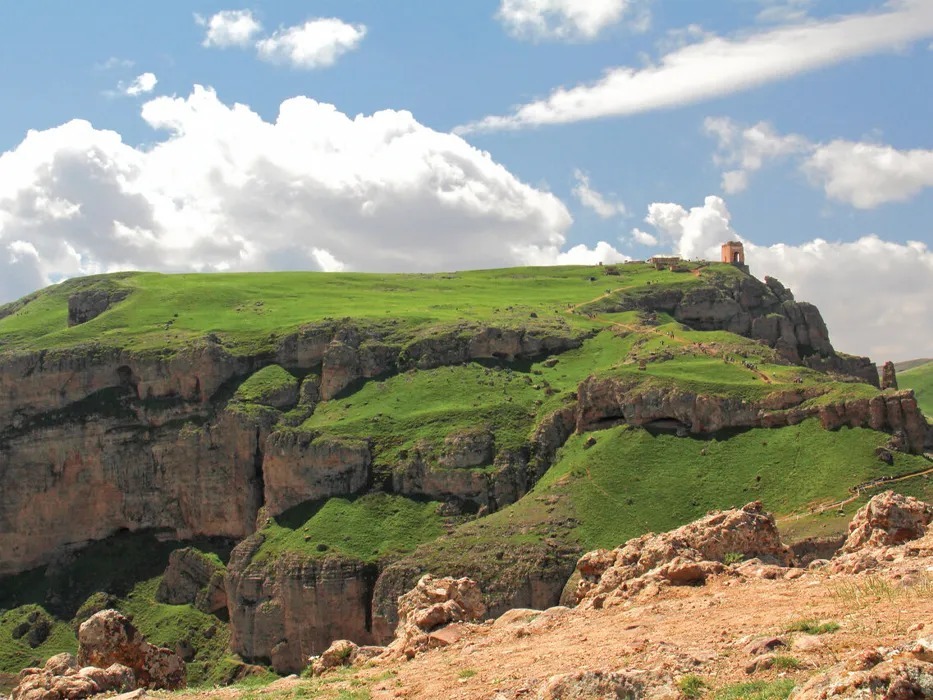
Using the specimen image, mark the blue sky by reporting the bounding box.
[0,1,931,359]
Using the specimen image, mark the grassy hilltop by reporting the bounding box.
[899,360,933,417]
[1,261,930,689]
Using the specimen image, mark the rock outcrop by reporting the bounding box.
[881,360,899,390]
[155,548,227,615]
[574,502,792,608]
[536,670,649,700]
[11,654,135,700]
[574,378,928,453]
[77,610,186,690]
[791,637,933,699]
[596,274,878,385]
[67,288,129,327]
[384,575,486,659]
[839,491,933,554]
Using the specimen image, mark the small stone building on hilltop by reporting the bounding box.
[721,241,749,272]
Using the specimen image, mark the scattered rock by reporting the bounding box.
[839,491,932,554]
[310,640,358,676]
[78,610,186,690]
[536,670,646,699]
[744,637,786,656]
[791,637,933,699]
[875,447,895,465]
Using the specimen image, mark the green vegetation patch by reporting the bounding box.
[899,360,933,417]
[234,365,299,406]
[0,605,77,688]
[714,679,795,700]
[252,493,445,565]
[786,619,840,635]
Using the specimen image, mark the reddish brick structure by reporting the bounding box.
[721,241,745,265]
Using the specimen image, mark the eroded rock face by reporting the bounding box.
[67,288,129,327]
[77,610,185,690]
[574,502,792,608]
[262,433,372,517]
[155,548,227,615]
[574,378,928,454]
[384,575,486,659]
[839,491,933,554]
[225,542,379,674]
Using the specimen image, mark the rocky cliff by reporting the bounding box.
[590,274,879,385]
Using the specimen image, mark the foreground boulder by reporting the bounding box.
[385,575,486,659]
[839,491,932,554]
[791,636,933,699]
[11,653,135,700]
[574,502,792,608]
[78,610,186,690]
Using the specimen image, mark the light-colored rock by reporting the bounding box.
[77,610,185,690]
[310,640,358,676]
[839,491,932,554]
[574,502,791,608]
[384,575,486,659]
[536,670,646,699]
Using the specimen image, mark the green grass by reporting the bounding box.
[0,264,721,356]
[677,674,709,698]
[786,619,839,635]
[770,655,802,670]
[0,606,77,686]
[386,418,930,611]
[899,360,933,418]
[251,493,445,566]
[714,680,795,700]
[234,365,299,405]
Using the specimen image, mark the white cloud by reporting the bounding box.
[196,10,262,48]
[630,227,658,246]
[256,18,366,69]
[638,196,933,359]
[0,87,632,304]
[803,140,933,209]
[704,117,933,206]
[537,240,630,265]
[704,116,809,193]
[756,0,813,24]
[572,169,626,218]
[460,1,933,133]
[496,0,651,41]
[123,72,158,97]
[95,57,135,71]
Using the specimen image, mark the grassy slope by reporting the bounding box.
[0,265,713,355]
[898,360,933,418]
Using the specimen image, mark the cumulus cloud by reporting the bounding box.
[704,117,809,193]
[496,0,651,41]
[256,18,366,69]
[803,141,933,209]
[196,10,262,48]
[460,1,933,133]
[630,227,658,246]
[705,116,933,207]
[0,87,630,304]
[122,72,158,97]
[638,196,933,359]
[572,170,626,218]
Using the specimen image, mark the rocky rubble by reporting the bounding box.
[573,502,792,608]
[10,610,185,700]
[839,491,932,554]
[790,637,933,699]
[384,575,486,660]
